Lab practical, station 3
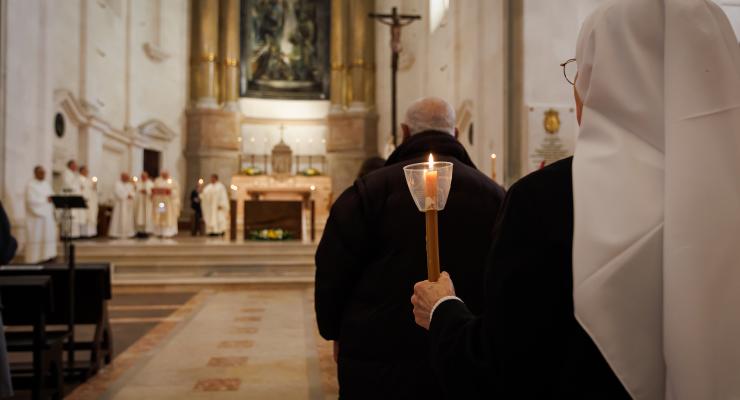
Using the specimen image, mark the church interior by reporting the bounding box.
[0,0,738,399]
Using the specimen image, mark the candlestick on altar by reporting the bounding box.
[403,154,453,282]
[490,153,497,181]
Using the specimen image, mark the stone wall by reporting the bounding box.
[1,0,189,246]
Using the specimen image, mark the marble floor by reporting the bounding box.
[66,284,338,400]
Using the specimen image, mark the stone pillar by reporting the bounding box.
[329,0,347,112]
[348,0,369,110]
[193,0,219,109]
[185,109,241,196]
[327,0,378,198]
[220,0,240,111]
[186,0,240,214]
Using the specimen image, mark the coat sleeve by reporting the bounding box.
[0,201,17,264]
[314,183,370,341]
[429,180,559,395]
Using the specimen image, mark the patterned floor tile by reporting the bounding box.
[207,356,248,367]
[234,315,262,322]
[230,327,259,335]
[240,307,265,313]
[218,340,255,349]
[193,378,241,392]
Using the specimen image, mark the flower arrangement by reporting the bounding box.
[242,167,264,176]
[300,167,321,177]
[249,228,292,241]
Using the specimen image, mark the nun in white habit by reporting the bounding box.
[410,0,740,398]
[572,0,740,398]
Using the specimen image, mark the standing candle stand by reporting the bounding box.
[403,155,453,282]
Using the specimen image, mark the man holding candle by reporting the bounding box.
[315,97,505,399]
[412,0,740,398]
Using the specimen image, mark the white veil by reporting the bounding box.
[572,0,740,399]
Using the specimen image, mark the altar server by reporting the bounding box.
[108,173,135,239]
[412,0,740,398]
[25,166,57,263]
[78,165,98,237]
[134,171,154,236]
[60,159,82,238]
[152,171,180,238]
[200,174,229,236]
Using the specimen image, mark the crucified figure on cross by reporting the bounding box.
[369,7,421,147]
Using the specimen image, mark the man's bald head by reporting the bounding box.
[401,97,457,140]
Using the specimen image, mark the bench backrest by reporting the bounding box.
[0,263,111,324]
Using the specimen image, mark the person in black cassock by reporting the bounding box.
[190,181,203,236]
[0,201,16,265]
[410,4,643,399]
[0,200,16,397]
[315,97,505,400]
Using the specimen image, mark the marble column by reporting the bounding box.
[193,0,219,109]
[220,0,240,111]
[348,0,369,110]
[327,0,378,198]
[329,0,347,112]
[186,0,240,215]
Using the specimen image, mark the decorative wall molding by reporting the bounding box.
[137,119,176,142]
[143,42,170,62]
[54,89,177,147]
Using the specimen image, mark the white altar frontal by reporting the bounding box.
[230,175,332,241]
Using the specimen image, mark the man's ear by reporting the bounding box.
[454,127,460,139]
[401,124,411,141]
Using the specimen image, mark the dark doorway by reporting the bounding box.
[143,149,161,178]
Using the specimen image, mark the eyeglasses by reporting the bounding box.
[560,58,577,85]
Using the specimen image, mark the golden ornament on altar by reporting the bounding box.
[544,108,561,135]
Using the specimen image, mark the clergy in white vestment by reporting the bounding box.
[78,165,98,237]
[108,173,135,239]
[200,174,229,236]
[152,171,180,238]
[25,166,57,263]
[134,171,154,236]
[60,159,82,238]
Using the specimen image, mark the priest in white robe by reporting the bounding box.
[108,173,135,239]
[152,171,180,238]
[200,174,229,236]
[78,165,98,237]
[25,166,57,263]
[60,159,82,238]
[134,171,154,236]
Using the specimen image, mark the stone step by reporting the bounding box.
[84,257,315,268]
[112,261,315,275]
[76,249,315,261]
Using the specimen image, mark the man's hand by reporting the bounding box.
[411,271,456,330]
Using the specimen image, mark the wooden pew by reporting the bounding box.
[1,275,67,400]
[0,263,113,378]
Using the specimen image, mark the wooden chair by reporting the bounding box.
[0,263,113,378]
[1,276,67,400]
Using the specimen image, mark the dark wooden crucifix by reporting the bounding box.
[369,7,421,147]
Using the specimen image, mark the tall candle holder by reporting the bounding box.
[403,155,453,282]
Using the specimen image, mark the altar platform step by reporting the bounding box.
[70,237,318,285]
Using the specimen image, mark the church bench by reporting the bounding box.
[1,275,67,400]
[0,263,113,379]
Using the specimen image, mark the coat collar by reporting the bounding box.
[385,130,476,169]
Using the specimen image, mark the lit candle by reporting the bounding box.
[198,178,204,185]
[91,176,98,183]
[167,178,172,185]
[490,153,497,181]
[424,153,441,282]
[132,176,138,183]
[424,154,438,209]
